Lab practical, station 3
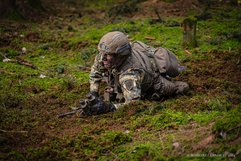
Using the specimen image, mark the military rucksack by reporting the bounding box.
[132,41,184,77]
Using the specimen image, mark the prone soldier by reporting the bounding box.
[85,31,189,115]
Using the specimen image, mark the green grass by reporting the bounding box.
[213,104,241,140]
[0,1,240,161]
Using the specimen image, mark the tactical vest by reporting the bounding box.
[112,41,159,94]
[108,41,182,100]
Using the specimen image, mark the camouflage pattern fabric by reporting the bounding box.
[89,53,105,93]
[89,41,189,108]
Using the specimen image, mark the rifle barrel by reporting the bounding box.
[58,110,78,118]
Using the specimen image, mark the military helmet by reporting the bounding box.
[98,31,131,56]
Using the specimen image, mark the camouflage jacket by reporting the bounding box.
[89,41,160,108]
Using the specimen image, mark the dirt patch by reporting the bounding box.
[25,32,41,42]
[152,121,215,156]
[136,0,203,19]
[185,50,241,96]
[1,1,240,160]
[12,49,240,152]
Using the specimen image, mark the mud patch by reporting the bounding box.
[138,0,203,18]
[185,50,241,96]
[25,32,41,42]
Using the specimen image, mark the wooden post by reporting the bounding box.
[182,18,197,48]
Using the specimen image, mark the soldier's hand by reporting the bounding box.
[82,98,116,116]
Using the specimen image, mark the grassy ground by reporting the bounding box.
[0,0,241,160]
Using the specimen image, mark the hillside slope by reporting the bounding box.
[0,0,241,160]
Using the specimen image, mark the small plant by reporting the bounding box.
[129,142,165,161]
[102,131,132,146]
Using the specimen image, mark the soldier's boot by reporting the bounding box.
[174,81,189,95]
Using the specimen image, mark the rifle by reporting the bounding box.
[57,94,96,118]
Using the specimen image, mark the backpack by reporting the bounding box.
[132,41,184,77]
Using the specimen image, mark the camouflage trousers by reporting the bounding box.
[151,75,189,100]
[103,75,189,102]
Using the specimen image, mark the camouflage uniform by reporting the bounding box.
[90,41,189,109]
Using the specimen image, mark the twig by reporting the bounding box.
[184,49,192,55]
[17,58,37,69]
[3,57,37,69]
[145,36,156,40]
[0,129,28,133]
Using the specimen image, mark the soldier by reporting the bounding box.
[84,31,189,115]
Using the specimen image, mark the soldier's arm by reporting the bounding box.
[89,54,105,95]
[114,69,144,109]
[85,69,144,115]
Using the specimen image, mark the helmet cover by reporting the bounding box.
[98,31,131,56]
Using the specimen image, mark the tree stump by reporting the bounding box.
[182,18,197,48]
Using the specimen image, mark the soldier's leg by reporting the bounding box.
[153,76,189,98]
[173,81,189,95]
[157,76,177,96]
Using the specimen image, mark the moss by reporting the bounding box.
[0,2,241,160]
[69,130,132,159]
[207,97,231,111]
[0,108,34,130]
[213,104,241,140]
[0,90,26,108]
[80,47,98,65]
[27,146,69,161]
[149,109,189,129]
[127,142,165,161]
[0,48,20,59]
[191,111,223,124]
[196,12,241,52]
[101,131,132,146]
[129,103,225,130]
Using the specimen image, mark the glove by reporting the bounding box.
[82,97,116,116]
